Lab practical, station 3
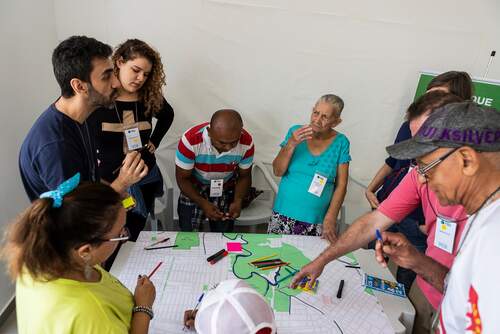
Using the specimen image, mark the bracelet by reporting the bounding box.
[132,305,154,320]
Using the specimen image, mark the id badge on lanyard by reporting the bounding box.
[308,172,328,197]
[124,123,142,151]
[434,216,457,254]
[210,179,224,197]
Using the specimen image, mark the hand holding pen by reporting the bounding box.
[183,293,204,330]
[374,229,421,270]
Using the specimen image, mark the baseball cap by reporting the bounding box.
[386,102,500,160]
[194,279,277,334]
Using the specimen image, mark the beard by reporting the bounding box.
[88,84,117,109]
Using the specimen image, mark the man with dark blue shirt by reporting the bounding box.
[19,36,148,201]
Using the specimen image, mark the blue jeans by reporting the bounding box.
[177,184,235,233]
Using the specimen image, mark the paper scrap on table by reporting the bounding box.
[226,242,243,253]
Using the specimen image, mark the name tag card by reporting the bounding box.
[210,179,224,197]
[124,127,142,151]
[434,217,457,254]
[308,173,327,197]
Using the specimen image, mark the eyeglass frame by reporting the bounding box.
[73,227,130,250]
[100,226,130,243]
[413,147,459,177]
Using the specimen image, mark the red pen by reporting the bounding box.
[210,251,228,265]
[147,261,163,278]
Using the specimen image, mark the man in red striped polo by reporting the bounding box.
[175,109,254,232]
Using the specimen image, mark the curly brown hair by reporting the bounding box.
[113,39,166,116]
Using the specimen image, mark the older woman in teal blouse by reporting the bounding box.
[269,94,351,243]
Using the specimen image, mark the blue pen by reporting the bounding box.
[183,293,205,330]
[193,293,205,311]
[375,229,383,242]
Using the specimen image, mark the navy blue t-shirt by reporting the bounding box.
[378,120,424,224]
[384,121,411,170]
[19,104,98,201]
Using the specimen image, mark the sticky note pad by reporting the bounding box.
[227,242,243,253]
[298,280,319,295]
[121,196,135,210]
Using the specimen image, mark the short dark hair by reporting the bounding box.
[1,182,122,281]
[427,71,473,100]
[52,36,112,98]
[406,91,463,121]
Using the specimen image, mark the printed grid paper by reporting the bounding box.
[115,232,394,334]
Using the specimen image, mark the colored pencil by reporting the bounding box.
[259,263,289,271]
[147,261,163,279]
[144,237,170,249]
[144,245,178,250]
[252,258,282,265]
[255,262,287,269]
[253,260,284,267]
[251,253,278,263]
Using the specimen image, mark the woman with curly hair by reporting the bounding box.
[89,39,174,238]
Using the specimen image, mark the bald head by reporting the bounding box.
[208,109,243,153]
[210,109,243,131]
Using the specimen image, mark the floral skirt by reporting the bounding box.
[267,211,322,236]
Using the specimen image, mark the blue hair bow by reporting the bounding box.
[39,173,81,208]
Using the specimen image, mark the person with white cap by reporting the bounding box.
[183,279,277,334]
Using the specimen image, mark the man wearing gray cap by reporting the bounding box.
[375,102,500,332]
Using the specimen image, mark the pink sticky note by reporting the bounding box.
[227,242,243,252]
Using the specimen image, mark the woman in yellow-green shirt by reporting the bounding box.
[1,174,156,334]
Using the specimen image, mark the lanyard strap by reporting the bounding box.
[76,121,96,181]
[114,101,139,126]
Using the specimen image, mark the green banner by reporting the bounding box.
[414,71,500,110]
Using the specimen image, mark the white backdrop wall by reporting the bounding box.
[0,0,58,315]
[53,0,500,182]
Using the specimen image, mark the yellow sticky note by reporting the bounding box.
[122,196,135,210]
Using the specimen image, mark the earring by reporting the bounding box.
[81,254,93,280]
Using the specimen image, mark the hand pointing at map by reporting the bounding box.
[289,258,327,289]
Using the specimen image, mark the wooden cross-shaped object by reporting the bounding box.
[101,109,152,154]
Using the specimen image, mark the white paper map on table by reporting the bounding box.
[115,231,394,334]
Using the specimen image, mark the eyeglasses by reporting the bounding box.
[102,227,130,243]
[414,148,458,177]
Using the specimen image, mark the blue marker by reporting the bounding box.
[375,229,383,242]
